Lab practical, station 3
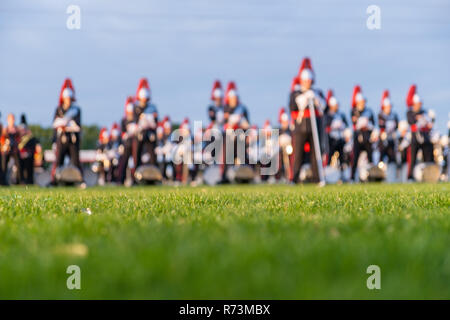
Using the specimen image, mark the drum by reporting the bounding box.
[55,165,83,184]
[367,165,386,182]
[324,166,341,184]
[414,163,440,183]
[234,165,255,183]
[358,163,386,182]
[203,165,222,186]
[134,165,162,184]
[226,165,255,183]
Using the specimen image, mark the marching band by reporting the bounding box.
[0,58,449,186]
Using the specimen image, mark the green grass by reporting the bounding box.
[0,184,449,299]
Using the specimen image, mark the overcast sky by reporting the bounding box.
[1,0,449,132]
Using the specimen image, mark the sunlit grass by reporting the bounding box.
[0,183,448,299]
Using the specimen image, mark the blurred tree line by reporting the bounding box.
[29,124,100,150]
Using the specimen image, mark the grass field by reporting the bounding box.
[0,183,449,299]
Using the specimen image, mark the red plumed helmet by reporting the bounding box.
[291,76,300,92]
[110,122,120,139]
[406,84,421,108]
[263,119,272,131]
[136,78,150,101]
[211,80,223,101]
[351,85,364,108]
[163,116,171,130]
[156,121,164,135]
[99,127,109,142]
[278,107,289,123]
[225,81,238,105]
[59,78,76,106]
[298,57,315,83]
[381,89,391,110]
[179,117,190,131]
[326,89,338,107]
[124,96,135,115]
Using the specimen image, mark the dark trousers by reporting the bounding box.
[136,131,157,167]
[51,135,83,182]
[328,137,345,170]
[2,151,21,184]
[55,139,81,169]
[19,156,34,184]
[407,133,434,179]
[118,138,137,184]
[379,139,396,163]
[351,131,373,180]
[292,119,319,183]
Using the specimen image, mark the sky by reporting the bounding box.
[1,0,449,132]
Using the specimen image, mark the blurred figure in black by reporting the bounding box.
[405,85,434,180]
[50,78,83,184]
[289,57,325,183]
[1,113,21,185]
[118,96,138,185]
[18,114,39,184]
[108,122,121,183]
[350,85,375,181]
[134,78,158,167]
[222,81,250,182]
[94,127,110,185]
[207,80,225,127]
[378,90,399,165]
[277,107,293,181]
[324,90,348,178]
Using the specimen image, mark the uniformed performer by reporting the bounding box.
[324,90,348,175]
[222,81,250,182]
[288,57,326,183]
[277,107,293,181]
[18,114,39,184]
[108,122,121,183]
[50,78,83,184]
[118,96,138,185]
[134,78,158,168]
[406,84,434,180]
[1,113,21,184]
[207,80,225,127]
[173,118,192,184]
[94,127,110,185]
[397,120,411,169]
[378,90,399,165]
[350,85,375,181]
[204,81,225,167]
[155,118,175,181]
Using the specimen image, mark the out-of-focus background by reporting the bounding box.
[1,0,449,132]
